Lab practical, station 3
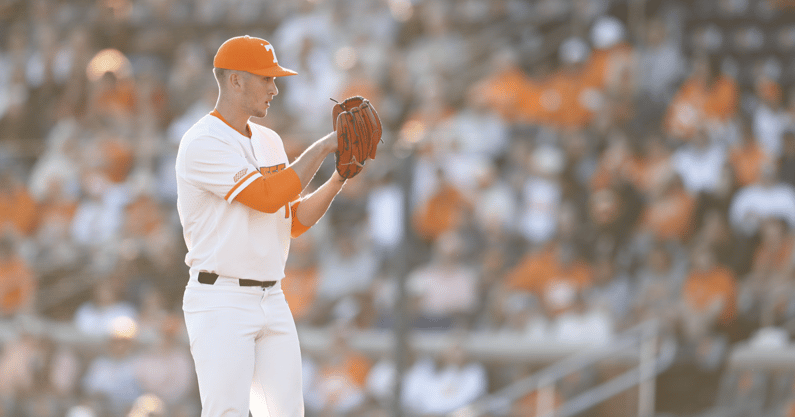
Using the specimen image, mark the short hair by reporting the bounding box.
[213,67,227,87]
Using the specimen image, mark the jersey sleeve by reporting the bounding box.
[184,135,263,203]
[290,200,311,238]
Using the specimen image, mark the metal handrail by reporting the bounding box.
[450,319,675,417]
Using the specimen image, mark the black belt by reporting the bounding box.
[198,272,276,288]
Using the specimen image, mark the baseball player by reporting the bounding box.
[176,35,352,416]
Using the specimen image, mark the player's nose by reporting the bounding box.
[268,80,278,97]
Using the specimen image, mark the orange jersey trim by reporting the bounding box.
[290,201,311,238]
[224,170,259,201]
[235,167,302,213]
[210,109,252,138]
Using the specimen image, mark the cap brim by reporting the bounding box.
[249,65,298,77]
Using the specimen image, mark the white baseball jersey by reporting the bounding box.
[175,114,298,283]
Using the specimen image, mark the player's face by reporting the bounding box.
[244,73,278,118]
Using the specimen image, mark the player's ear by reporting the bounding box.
[228,70,244,91]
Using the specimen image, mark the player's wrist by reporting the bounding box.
[323,132,337,154]
[332,170,347,184]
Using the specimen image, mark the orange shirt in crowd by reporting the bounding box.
[95,78,137,116]
[582,43,634,90]
[0,186,38,237]
[412,183,470,242]
[475,65,534,122]
[516,77,547,124]
[541,70,594,130]
[632,154,673,196]
[281,266,318,321]
[704,77,739,121]
[101,139,134,183]
[640,187,696,241]
[125,195,164,237]
[729,141,769,187]
[682,266,737,324]
[505,245,593,295]
[321,353,371,388]
[666,76,738,140]
[318,351,372,405]
[38,197,78,227]
[752,235,795,275]
[336,76,383,112]
[0,256,35,316]
[589,152,640,192]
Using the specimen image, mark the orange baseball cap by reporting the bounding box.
[213,35,297,77]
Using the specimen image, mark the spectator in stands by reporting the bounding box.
[0,234,36,317]
[672,127,728,195]
[632,131,675,198]
[519,144,565,245]
[635,243,689,326]
[27,118,82,203]
[489,291,551,343]
[403,343,487,415]
[589,128,637,192]
[587,251,633,326]
[366,169,404,256]
[70,166,130,248]
[304,326,371,415]
[779,130,795,187]
[681,244,738,340]
[48,342,82,405]
[471,161,516,236]
[134,314,195,411]
[133,285,169,341]
[740,218,795,324]
[407,231,479,329]
[281,232,319,324]
[542,37,595,129]
[0,169,39,238]
[82,317,142,415]
[729,159,795,236]
[581,184,642,259]
[0,329,44,414]
[730,120,771,187]
[412,168,472,243]
[637,17,685,105]
[638,172,697,243]
[666,55,738,142]
[754,77,791,158]
[472,48,535,123]
[505,239,593,316]
[73,278,137,337]
[552,291,615,346]
[586,16,635,128]
[281,35,342,136]
[690,207,736,269]
[315,229,378,322]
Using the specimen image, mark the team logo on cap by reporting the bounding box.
[261,43,277,63]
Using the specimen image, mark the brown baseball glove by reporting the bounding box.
[332,96,383,178]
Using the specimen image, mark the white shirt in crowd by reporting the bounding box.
[672,140,726,195]
[401,357,488,415]
[729,182,795,235]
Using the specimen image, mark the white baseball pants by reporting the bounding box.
[183,279,304,417]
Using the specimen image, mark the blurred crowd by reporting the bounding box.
[2,0,795,416]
